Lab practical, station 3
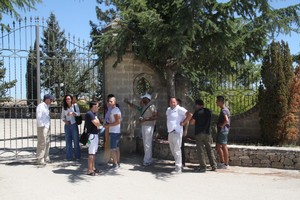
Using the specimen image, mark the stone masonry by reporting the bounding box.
[136,139,300,170]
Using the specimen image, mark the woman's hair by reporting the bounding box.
[63,94,73,110]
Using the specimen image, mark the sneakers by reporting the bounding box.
[196,168,207,173]
[110,163,120,171]
[217,163,229,169]
[171,168,182,174]
[142,162,151,167]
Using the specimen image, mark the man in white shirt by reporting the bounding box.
[166,97,192,173]
[139,93,157,166]
[36,94,54,165]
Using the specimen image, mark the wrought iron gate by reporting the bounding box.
[0,17,101,159]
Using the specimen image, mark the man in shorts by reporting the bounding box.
[216,96,230,169]
[85,101,101,176]
[104,96,121,170]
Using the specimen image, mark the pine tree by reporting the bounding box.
[0,55,17,101]
[91,0,300,97]
[26,42,39,106]
[259,41,294,145]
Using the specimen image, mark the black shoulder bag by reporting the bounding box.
[73,105,83,125]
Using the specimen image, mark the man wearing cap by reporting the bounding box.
[36,94,54,165]
[190,99,217,172]
[139,93,157,166]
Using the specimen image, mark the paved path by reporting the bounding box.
[0,151,300,200]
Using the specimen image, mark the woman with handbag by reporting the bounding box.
[61,94,81,160]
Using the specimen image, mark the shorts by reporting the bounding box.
[110,133,121,150]
[88,134,99,154]
[216,131,228,145]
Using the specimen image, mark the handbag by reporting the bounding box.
[74,105,82,125]
[79,123,89,145]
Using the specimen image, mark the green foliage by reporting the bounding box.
[259,41,294,145]
[40,13,95,100]
[0,55,17,101]
[0,0,42,22]
[77,100,89,113]
[26,42,38,105]
[91,0,300,98]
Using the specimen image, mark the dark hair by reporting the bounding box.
[217,96,225,102]
[107,94,115,102]
[169,96,177,102]
[63,94,73,110]
[195,99,204,106]
[176,98,182,105]
[89,101,98,109]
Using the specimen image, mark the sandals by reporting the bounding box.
[87,171,97,176]
[87,169,101,176]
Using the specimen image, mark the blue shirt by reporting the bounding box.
[217,107,230,132]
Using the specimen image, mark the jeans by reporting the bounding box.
[195,133,217,169]
[65,123,81,160]
[141,125,155,164]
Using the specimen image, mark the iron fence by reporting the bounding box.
[0,17,100,158]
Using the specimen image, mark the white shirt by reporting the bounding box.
[36,102,50,128]
[109,107,121,133]
[61,104,80,125]
[166,105,187,134]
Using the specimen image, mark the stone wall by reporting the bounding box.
[104,52,168,138]
[136,139,300,170]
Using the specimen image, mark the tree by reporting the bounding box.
[40,13,99,100]
[26,42,39,105]
[0,55,17,101]
[91,0,300,97]
[259,41,294,145]
[282,65,300,144]
[0,0,42,26]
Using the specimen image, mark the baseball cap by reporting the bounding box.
[44,94,54,101]
[140,93,151,101]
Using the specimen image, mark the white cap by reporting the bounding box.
[140,93,151,101]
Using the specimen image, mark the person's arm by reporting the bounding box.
[91,117,101,127]
[219,114,229,128]
[124,98,139,110]
[107,113,121,127]
[204,109,212,133]
[180,111,192,126]
[189,112,196,125]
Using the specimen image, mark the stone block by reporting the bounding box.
[261,160,271,165]
[295,163,300,170]
[253,159,260,164]
[253,163,262,167]
[230,160,241,166]
[293,157,300,163]
[283,158,294,167]
[271,162,284,169]
[257,153,268,160]
[269,155,280,162]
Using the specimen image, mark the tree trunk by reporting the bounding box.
[166,66,177,98]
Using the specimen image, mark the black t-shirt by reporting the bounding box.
[192,107,212,135]
[85,110,98,134]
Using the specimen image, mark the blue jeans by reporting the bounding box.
[65,123,81,159]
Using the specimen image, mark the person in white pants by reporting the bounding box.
[139,93,157,166]
[166,97,192,173]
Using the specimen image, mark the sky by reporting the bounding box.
[1,0,300,54]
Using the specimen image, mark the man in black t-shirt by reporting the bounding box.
[85,101,101,176]
[190,99,217,172]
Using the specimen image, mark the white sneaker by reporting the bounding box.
[171,168,182,174]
